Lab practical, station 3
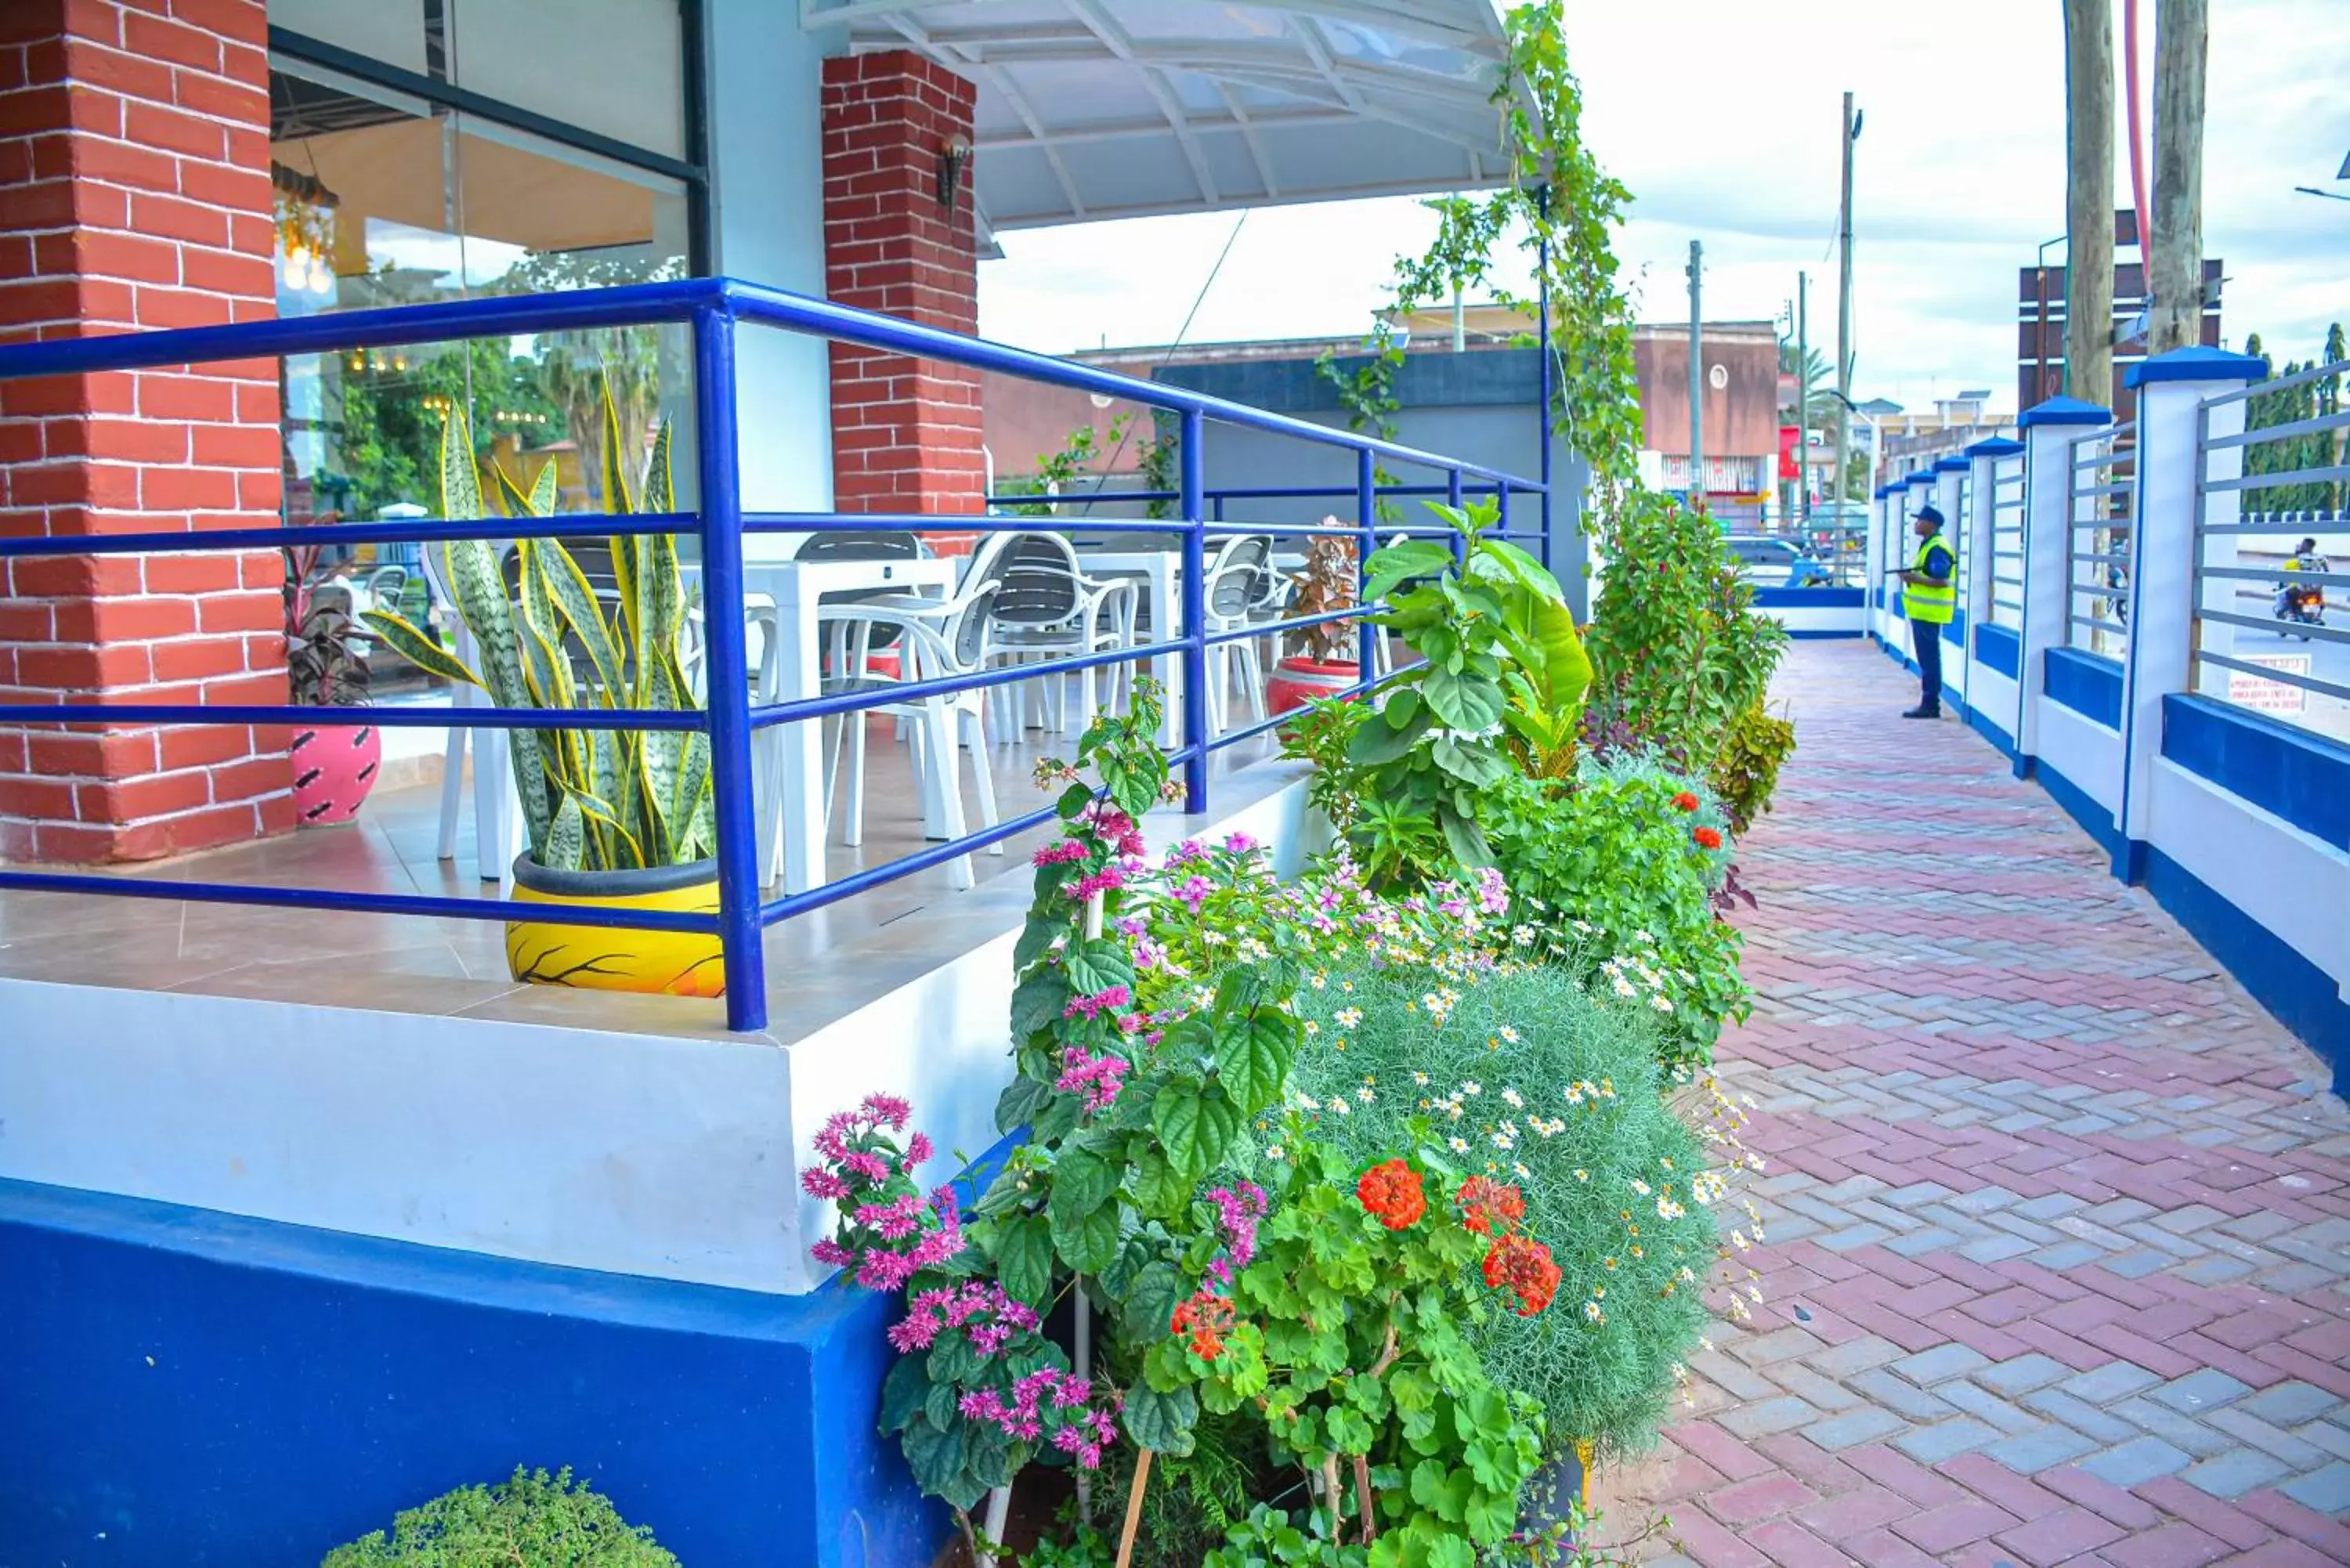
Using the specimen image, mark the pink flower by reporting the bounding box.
[842,1151,891,1183]
[1175,874,1213,912]
[1063,984,1133,1022]
[811,1240,855,1266]
[1223,832,1260,854]
[1055,1046,1128,1115]
[860,1093,913,1128]
[801,1168,851,1201]
[905,1132,934,1165]
[1165,839,1206,865]
[1475,865,1509,916]
[1068,866,1127,901]
[1032,840,1087,866]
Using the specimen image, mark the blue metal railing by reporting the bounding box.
[0,276,1546,1031]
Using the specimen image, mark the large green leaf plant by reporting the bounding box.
[1342,498,1591,882]
[360,380,714,873]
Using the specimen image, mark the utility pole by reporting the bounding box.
[1834,92,1858,530]
[2063,0,2116,406]
[1796,271,1809,530]
[1687,240,1704,509]
[2148,0,2207,352]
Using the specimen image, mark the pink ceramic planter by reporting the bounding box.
[291,721,381,826]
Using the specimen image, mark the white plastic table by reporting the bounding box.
[1081,550,1184,747]
[689,555,959,895]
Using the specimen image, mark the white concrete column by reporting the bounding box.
[1963,438,2024,741]
[2116,349,2267,867]
[2017,399,2113,765]
[1864,483,1885,643]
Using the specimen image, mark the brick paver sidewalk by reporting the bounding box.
[1648,641,2350,1568]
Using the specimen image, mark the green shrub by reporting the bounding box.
[1289,966,1718,1465]
[1582,489,1785,771]
[320,1468,677,1566]
[1710,701,1796,836]
[1481,764,1747,1066]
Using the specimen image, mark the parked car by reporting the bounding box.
[1723,535,1835,588]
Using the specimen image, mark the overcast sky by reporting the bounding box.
[977,0,2350,417]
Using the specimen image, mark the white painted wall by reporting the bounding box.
[0,773,1317,1295]
[1762,601,1868,637]
[2145,758,2350,1003]
[705,0,837,536]
[2034,698,2123,815]
[1968,665,2019,742]
[0,981,803,1291]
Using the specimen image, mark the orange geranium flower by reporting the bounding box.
[1356,1158,1426,1230]
[1457,1176,1528,1237]
[1482,1234,1561,1317]
[1170,1290,1235,1358]
[1692,826,1723,850]
[1672,791,1700,812]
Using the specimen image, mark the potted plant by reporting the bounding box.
[362,381,725,998]
[1265,527,1362,714]
[284,535,379,826]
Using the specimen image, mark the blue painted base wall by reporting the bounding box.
[0,1179,940,1568]
[2143,851,2349,1094]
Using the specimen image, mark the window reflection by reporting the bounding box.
[268,62,692,532]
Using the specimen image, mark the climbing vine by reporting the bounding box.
[1320,3,1642,509]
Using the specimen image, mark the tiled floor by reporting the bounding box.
[1647,640,2350,1568]
[0,705,1278,1041]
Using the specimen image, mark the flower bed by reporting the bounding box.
[797,479,1789,1568]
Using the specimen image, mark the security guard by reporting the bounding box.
[1896,503,1956,717]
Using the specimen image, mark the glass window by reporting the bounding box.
[269,59,693,530]
[451,0,688,162]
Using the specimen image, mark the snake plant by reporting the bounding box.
[360,380,714,874]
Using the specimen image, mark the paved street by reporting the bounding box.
[1649,640,2350,1568]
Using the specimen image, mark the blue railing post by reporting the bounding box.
[1448,468,1467,570]
[1497,480,1510,538]
[1357,447,1376,673]
[692,301,769,1032]
[1180,409,1209,812]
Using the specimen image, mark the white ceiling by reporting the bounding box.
[801,0,1524,237]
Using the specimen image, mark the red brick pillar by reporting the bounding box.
[0,0,292,864]
[820,50,984,547]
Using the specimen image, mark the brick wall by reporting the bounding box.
[0,0,291,864]
[820,50,984,544]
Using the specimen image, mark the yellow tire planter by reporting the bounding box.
[504,856,726,998]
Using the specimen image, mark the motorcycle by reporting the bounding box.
[2274,580,2327,638]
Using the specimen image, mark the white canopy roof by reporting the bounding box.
[801,0,1524,237]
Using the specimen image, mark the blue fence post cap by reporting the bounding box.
[2019,396,2113,428]
[1934,456,1969,474]
[1905,471,1936,487]
[1873,482,1900,499]
[2124,345,2270,389]
[1963,436,2026,458]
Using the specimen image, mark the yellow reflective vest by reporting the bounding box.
[1906,532,1955,624]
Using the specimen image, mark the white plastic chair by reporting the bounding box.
[978,533,1138,735]
[815,579,1004,890]
[1202,535,1274,733]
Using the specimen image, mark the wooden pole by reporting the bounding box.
[2063,0,2116,406]
[2148,0,2207,353]
[1113,1450,1154,1568]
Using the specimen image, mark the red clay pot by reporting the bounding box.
[291,719,381,826]
[1267,656,1362,716]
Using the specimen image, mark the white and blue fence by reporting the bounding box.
[1869,348,2350,1086]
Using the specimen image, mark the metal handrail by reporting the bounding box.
[0,275,1546,1031]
